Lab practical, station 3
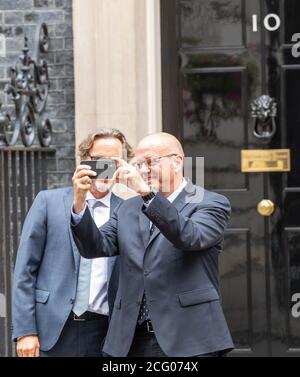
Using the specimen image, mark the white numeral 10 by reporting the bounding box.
[252,13,300,58]
[252,14,281,32]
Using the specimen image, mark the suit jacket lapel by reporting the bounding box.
[63,188,81,270]
[173,180,196,212]
[110,192,121,216]
[147,223,160,245]
[147,181,196,247]
[139,201,151,250]
[107,193,122,281]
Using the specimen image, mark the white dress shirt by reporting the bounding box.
[84,191,111,316]
[166,178,188,203]
[145,178,188,209]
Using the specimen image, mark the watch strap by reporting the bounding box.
[142,189,157,203]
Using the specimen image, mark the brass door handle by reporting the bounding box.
[257,199,275,217]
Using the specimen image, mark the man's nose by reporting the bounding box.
[139,163,150,174]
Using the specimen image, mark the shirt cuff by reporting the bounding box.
[71,204,87,225]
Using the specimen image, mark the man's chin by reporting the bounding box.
[145,180,159,190]
[144,180,153,188]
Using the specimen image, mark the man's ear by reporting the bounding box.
[173,155,183,172]
[172,161,179,171]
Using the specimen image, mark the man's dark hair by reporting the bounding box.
[78,128,134,161]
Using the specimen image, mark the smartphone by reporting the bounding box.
[80,159,117,179]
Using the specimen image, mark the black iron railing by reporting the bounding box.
[0,147,56,356]
[0,23,56,357]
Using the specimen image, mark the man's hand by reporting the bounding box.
[112,158,151,196]
[72,165,97,213]
[17,336,40,357]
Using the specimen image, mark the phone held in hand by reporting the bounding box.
[80,159,117,179]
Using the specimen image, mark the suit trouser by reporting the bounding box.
[40,314,108,357]
[125,322,228,357]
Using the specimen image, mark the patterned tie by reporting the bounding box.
[138,294,150,324]
[72,199,103,316]
[137,223,156,324]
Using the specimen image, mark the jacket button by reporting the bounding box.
[144,271,150,277]
[70,299,75,304]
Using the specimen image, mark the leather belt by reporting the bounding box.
[136,320,155,333]
[69,311,108,321]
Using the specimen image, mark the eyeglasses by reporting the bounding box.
[132,154,178,170]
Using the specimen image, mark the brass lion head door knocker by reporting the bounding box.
[251,95,277,141]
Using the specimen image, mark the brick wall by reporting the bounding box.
[0,0,75,189]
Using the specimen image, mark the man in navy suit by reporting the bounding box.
[71,132,234,357]
[12,128,133,357]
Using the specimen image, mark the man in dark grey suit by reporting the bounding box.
[71,132,234,357]
[12,128,133,357]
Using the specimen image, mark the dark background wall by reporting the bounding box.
[0,0,76,189]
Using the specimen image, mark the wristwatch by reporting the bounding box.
[142,188,158,203]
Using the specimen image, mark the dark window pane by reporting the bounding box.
[182,71,246,190]
[285,69,300,188]
[283,192,300,228]
[180,0,244,48]
[288,231,300,348]
[284,0,300,44]
[220,231,252,349]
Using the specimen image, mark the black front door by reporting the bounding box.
[161,0,300,356]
